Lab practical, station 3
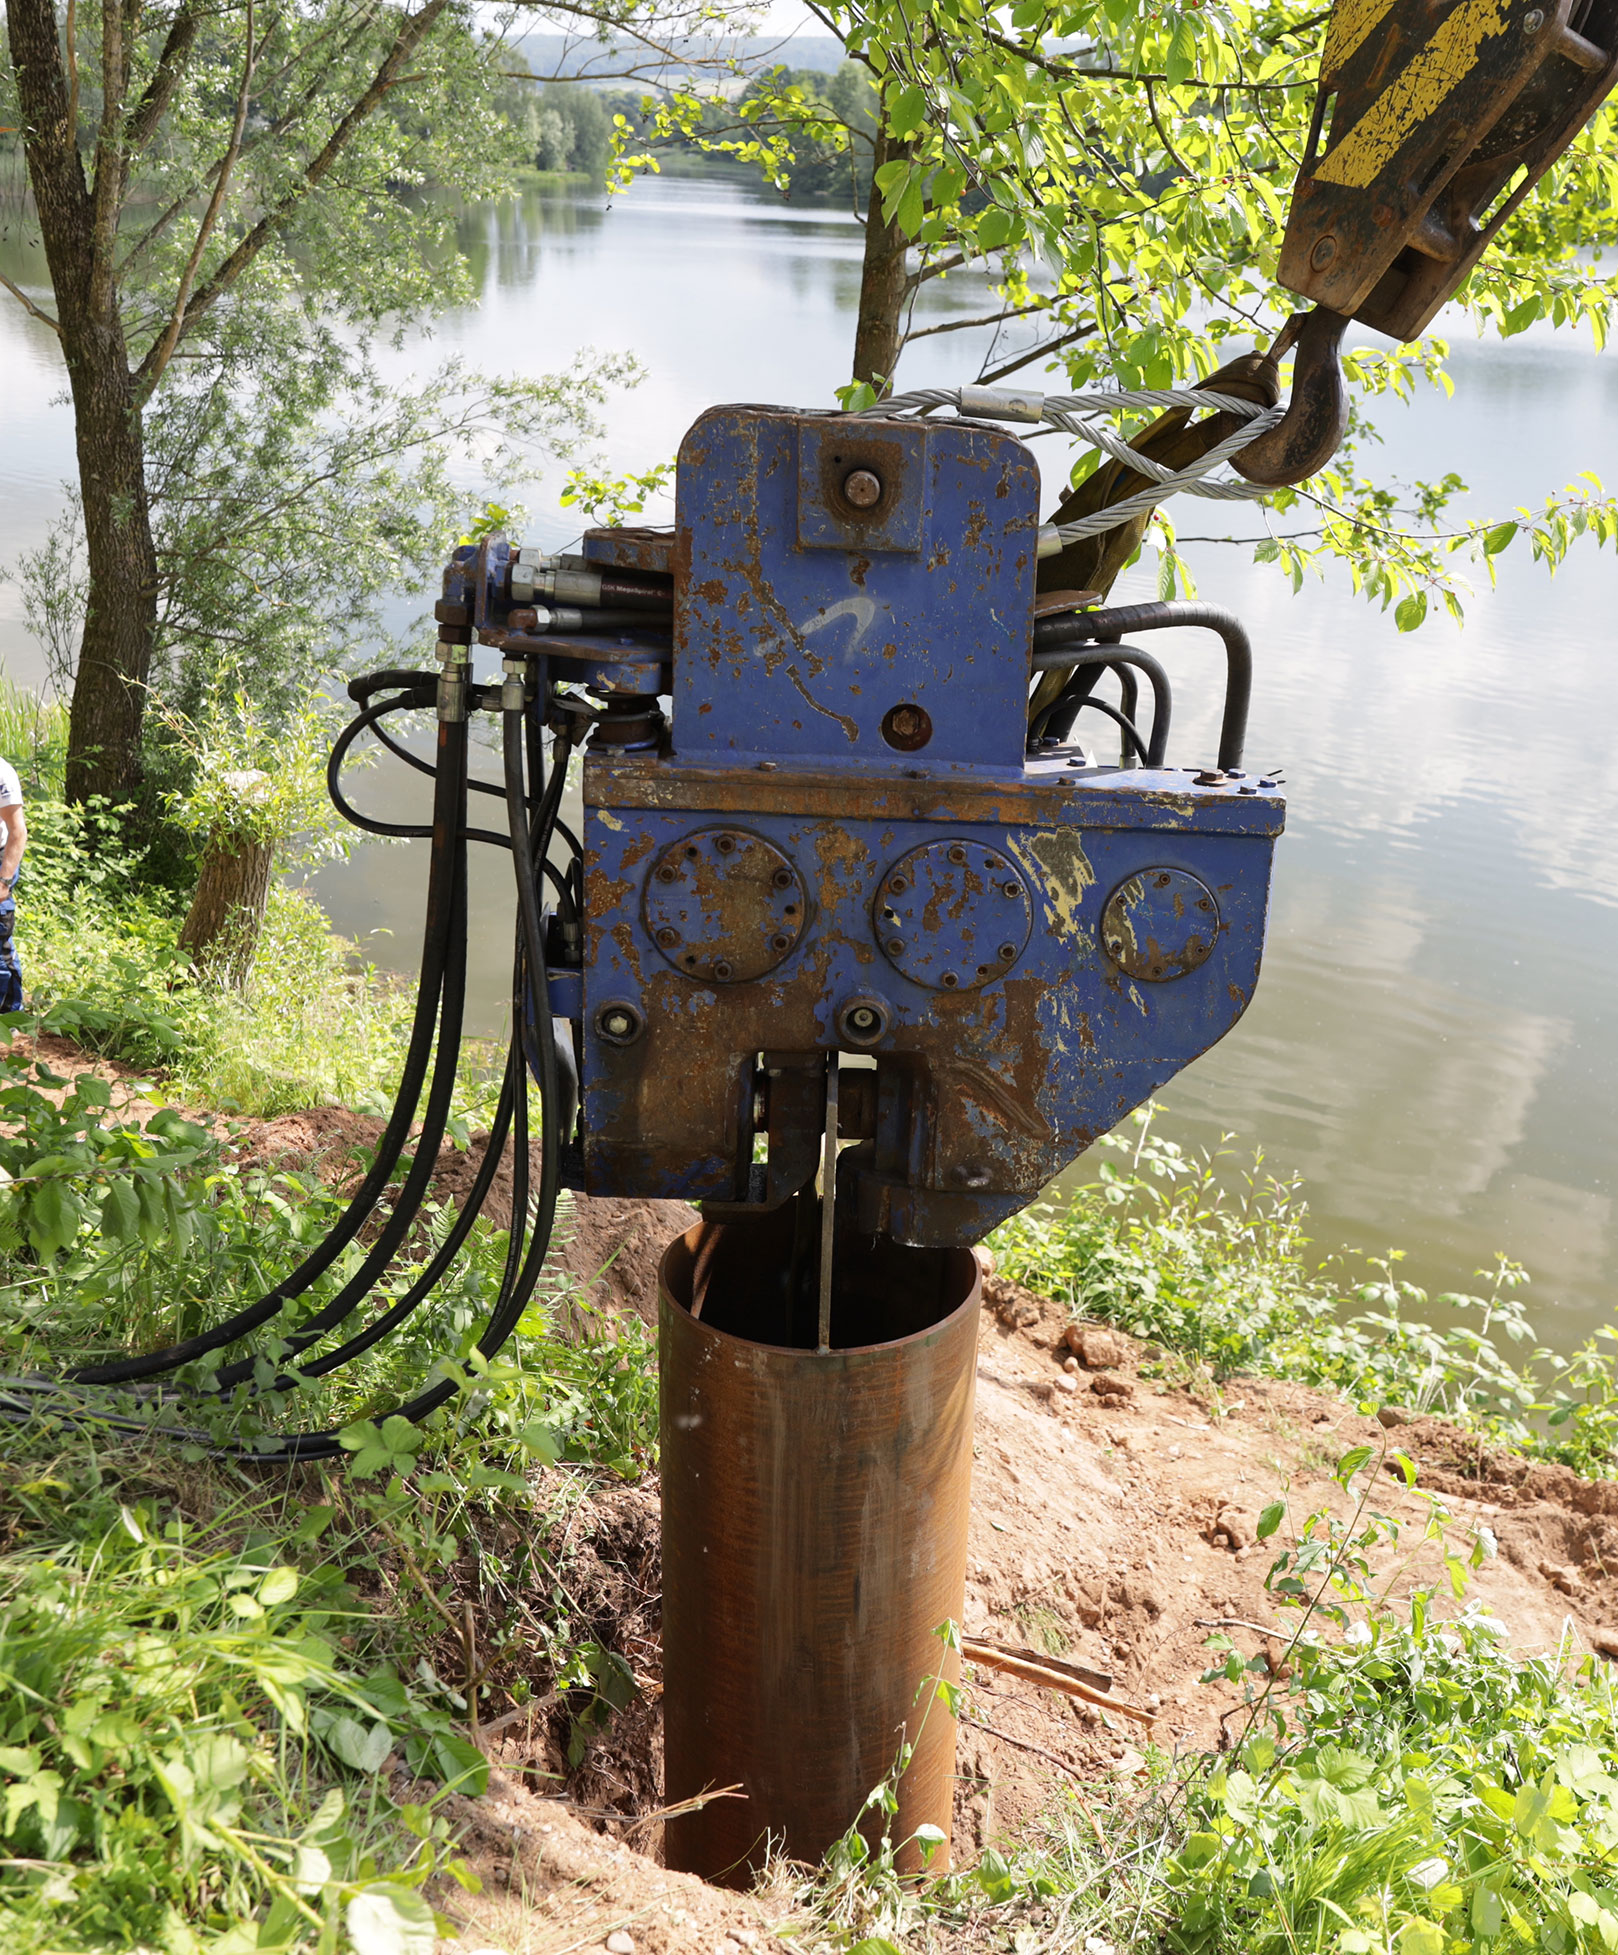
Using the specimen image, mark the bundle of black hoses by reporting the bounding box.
[0,670,566,1462]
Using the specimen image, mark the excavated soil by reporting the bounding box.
[431,1210,1618,1954]
[13,1033,1618,1949]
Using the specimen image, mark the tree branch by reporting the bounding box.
[125,0,203,154]
[137,0,259,398]
[158,0,455,353]
[901,299,1052,344]
[0,270,62,336]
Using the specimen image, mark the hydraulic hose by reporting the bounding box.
[68,701,472,1386]
[1032,600,1252,772]
[1030,644,1172,764]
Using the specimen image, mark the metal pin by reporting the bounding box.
[817,1059,839,1354]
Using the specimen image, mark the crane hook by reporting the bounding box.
[1231,304,1350,490]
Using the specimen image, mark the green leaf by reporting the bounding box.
[1397,1922,1445,1955]
[25,1177,80,1258]
[887,84,926,138]
[1483,520,1518,556]
[1256,1501,1284,1540]
[1395,591,1429,632]
[1165,14,1200,88]
[345,1887,436,1955]
[259,1565,299,1606]
[1472,1886,1505,1937]
[326,1717,393,1773]
[1334,1444,1374,1485]
[99,1175,140,1242]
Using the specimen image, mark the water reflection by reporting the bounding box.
[4,168,1618,1347]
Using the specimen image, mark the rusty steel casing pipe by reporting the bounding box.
[659,1211,981,1886]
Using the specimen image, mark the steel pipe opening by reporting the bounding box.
[659,1200,981,1885]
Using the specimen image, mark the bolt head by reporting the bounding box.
[771,933,791,952]
[1001,880,1020,898]
[888,875,908,894]
[1309,235,1337,271]
[886,938,904,956]
[772,868,794,890]
[842,467,883,509]
[603,1011,632,1037]
[999,943,1017,961]
[947,844,967,865]
[1524,6,1544,27]
[940,971,959,988]
[849,1006,878,1032]
[713,959,733,980]
[715,833,737,854]
[655,865,678,884]
[656,927,680,948]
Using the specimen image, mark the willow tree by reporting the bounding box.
[631,0,1618,622]
[0,0,752,806]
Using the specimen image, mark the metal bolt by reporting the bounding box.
[940,971,959,988]
[715,833,737,854]
[1002,881,1020,898]
[947,844,967,865]
[603,1010,633,1038]
[887,938,905,956]
[1193,769,1228,787]
[1309,235,1338,271]
[656,865,678,884]
[772,868,794,891]
[1524,7,1544,27]
[888,874,909,894]
[771,933,791,952]
[656,927,680,948]
[889,704,922,738]
[843,467,883,509]
[848,1006,879,1033]
[999,943,1017,961]
[713,959,733,980]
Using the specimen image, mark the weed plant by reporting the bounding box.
[988,1107,1618,1482]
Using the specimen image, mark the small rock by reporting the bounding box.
[1090,1373,1134,1402]
[1211,1506,1257,1552]
[976,1246,997,1278]
[1063,1354,1080,1374]
[1377,1404,1411,1429]
[717,1941,743,1955]
[606,1935,636,1955]
[1064,1323,1126,1369]
[1053,1372,1080,1395]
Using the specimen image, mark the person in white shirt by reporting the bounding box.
[0,759,27,1012]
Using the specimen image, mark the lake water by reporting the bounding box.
[3,172,1618,1349]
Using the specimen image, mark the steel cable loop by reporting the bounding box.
[855,382,1286,540]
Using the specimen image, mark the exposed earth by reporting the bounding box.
[11,1036,1617,1953]
[432,1193,1618,1955]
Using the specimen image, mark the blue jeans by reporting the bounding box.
[0,897,21,1013]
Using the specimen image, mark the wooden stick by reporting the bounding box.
[961,1637,1155,1726]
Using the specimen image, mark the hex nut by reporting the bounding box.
[595,1002,643,1046]
[656,926,680,948]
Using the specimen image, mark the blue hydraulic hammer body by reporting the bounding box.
[450,402,1285,1248]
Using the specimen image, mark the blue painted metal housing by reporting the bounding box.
[514,404,1282,1247]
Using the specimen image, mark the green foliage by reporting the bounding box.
[988,1107,1618,1476]
[159,690,356,864]
[0,1492,472,1955]
[1170,1461,1618,1954]
[619,3,1618,622]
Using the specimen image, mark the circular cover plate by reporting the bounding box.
[645,828,806,983]
[874,840,1032,991]
[1101,868,1220,982]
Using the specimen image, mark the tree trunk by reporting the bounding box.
[8,0,160,810]
[852,129,912,394]
[62,352,159,808]
[179,829,275,982]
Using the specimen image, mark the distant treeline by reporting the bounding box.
[499,62,878,205]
